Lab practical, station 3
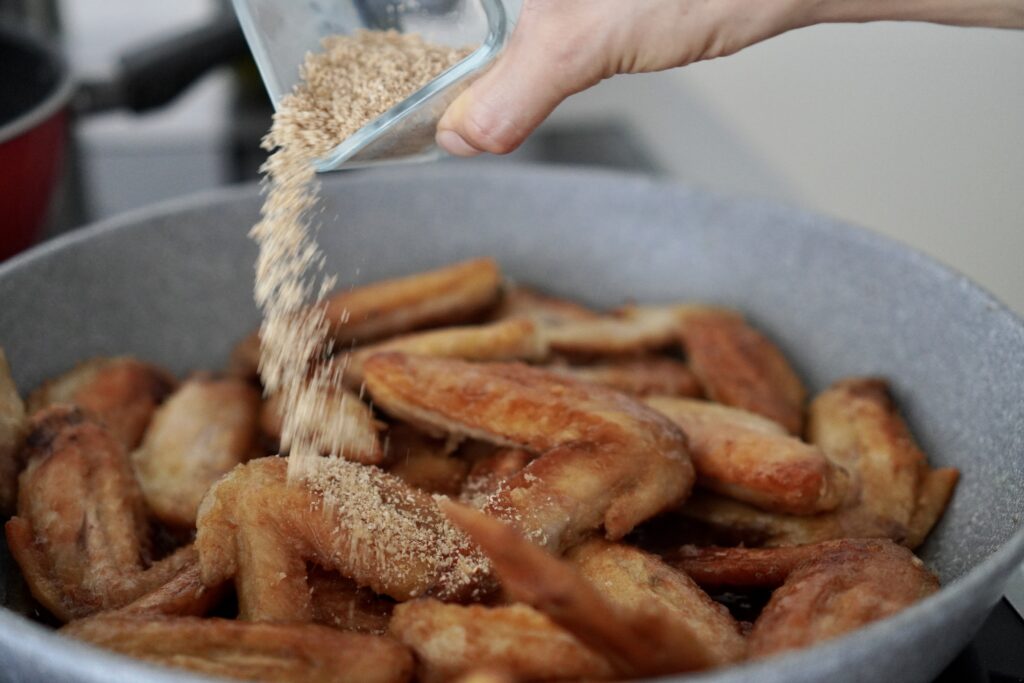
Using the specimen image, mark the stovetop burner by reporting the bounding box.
[941,600,1024,683]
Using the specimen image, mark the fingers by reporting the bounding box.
[436,6,604,156]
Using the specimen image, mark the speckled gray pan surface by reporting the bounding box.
[0,164,1022,683]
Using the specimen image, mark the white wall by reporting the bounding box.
[546,21,1024,314]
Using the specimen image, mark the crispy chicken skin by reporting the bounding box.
[364,353,695,551]
[647,396,847,515]
[62,616,414,683]
[0,348,27,513]
[195,458,487,618]
[568,539,747,668]
[747,539,940,656]
[132,377,262,528]
[541,306,682,357]
[112,559,225,618]
[676,378,956,549]
[553,357,703,398]
[459,446,534,507]
[340,318,546,388]
[385,423,469,496]
[323,258,503,345]
[678,309,807,435]
[391,600,614,683]
[27,357,176,449]
[260,382,383,464]
[489,285,599,325]
[5,407,194,621]
[308,567,395,634]
[442,501,729,678]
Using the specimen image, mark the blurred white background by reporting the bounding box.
[63,1,1024,313]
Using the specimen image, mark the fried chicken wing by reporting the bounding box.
[459,446,534,508]
[0,348,27,513]
[261,382,383,465]
[340,318,546,388]
[675,378,956,549]
[309,567,395,634]
[542,306,682,357]
[390,600,614,683]
[568,539,747,667]
[667,543,838,588]
[808,378,929,538]
[678,309,806,435]
[747,539,939,656]
[364,354,694,551]
[442,501,722,678]
[553,357,703,398]
[27,357,176,449]
[323,258,502,344]
[646,396,847,515]
[385,423,469,496]
[62,616,414,683]
[4,407,195,621]
[489,285,599,325]
[113,558,225,618]
[195,457,488,620]
[132,377,262,528]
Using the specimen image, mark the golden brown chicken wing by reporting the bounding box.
[568,539,747,667]
[260,382,383,465]
[746,539,940,656]
[647,396,847,515]
[62,616,414,683]
[677,308,807,435]
[364,353,694,552]
[340,318,546,388]
[390,600,614,683]
[385,423,469,496]
[5,406,194,621]
[308,567,395,634]
[442,501,732,678]
[675,378,956,549]
[195,457,489,621]
[132,377,262,528]
[489,285,599,326]
[552,357,703,398]
[27,357,176,449]
[323,258,502,344]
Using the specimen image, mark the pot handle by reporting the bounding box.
[75,13,248,115]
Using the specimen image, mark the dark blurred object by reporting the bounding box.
[0,0,61,36]
[0,11,247,262]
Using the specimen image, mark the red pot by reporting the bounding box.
[0,16,249,262]
[0,26,73,261]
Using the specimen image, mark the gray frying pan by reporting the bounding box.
[0,163,1021,683]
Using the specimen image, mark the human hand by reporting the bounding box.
[435,0,1024,157]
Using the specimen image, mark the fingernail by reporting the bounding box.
[436,129,482,157]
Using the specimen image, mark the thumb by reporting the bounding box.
[436,21,601,156]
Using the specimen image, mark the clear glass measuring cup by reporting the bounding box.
[231,0,513,170]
